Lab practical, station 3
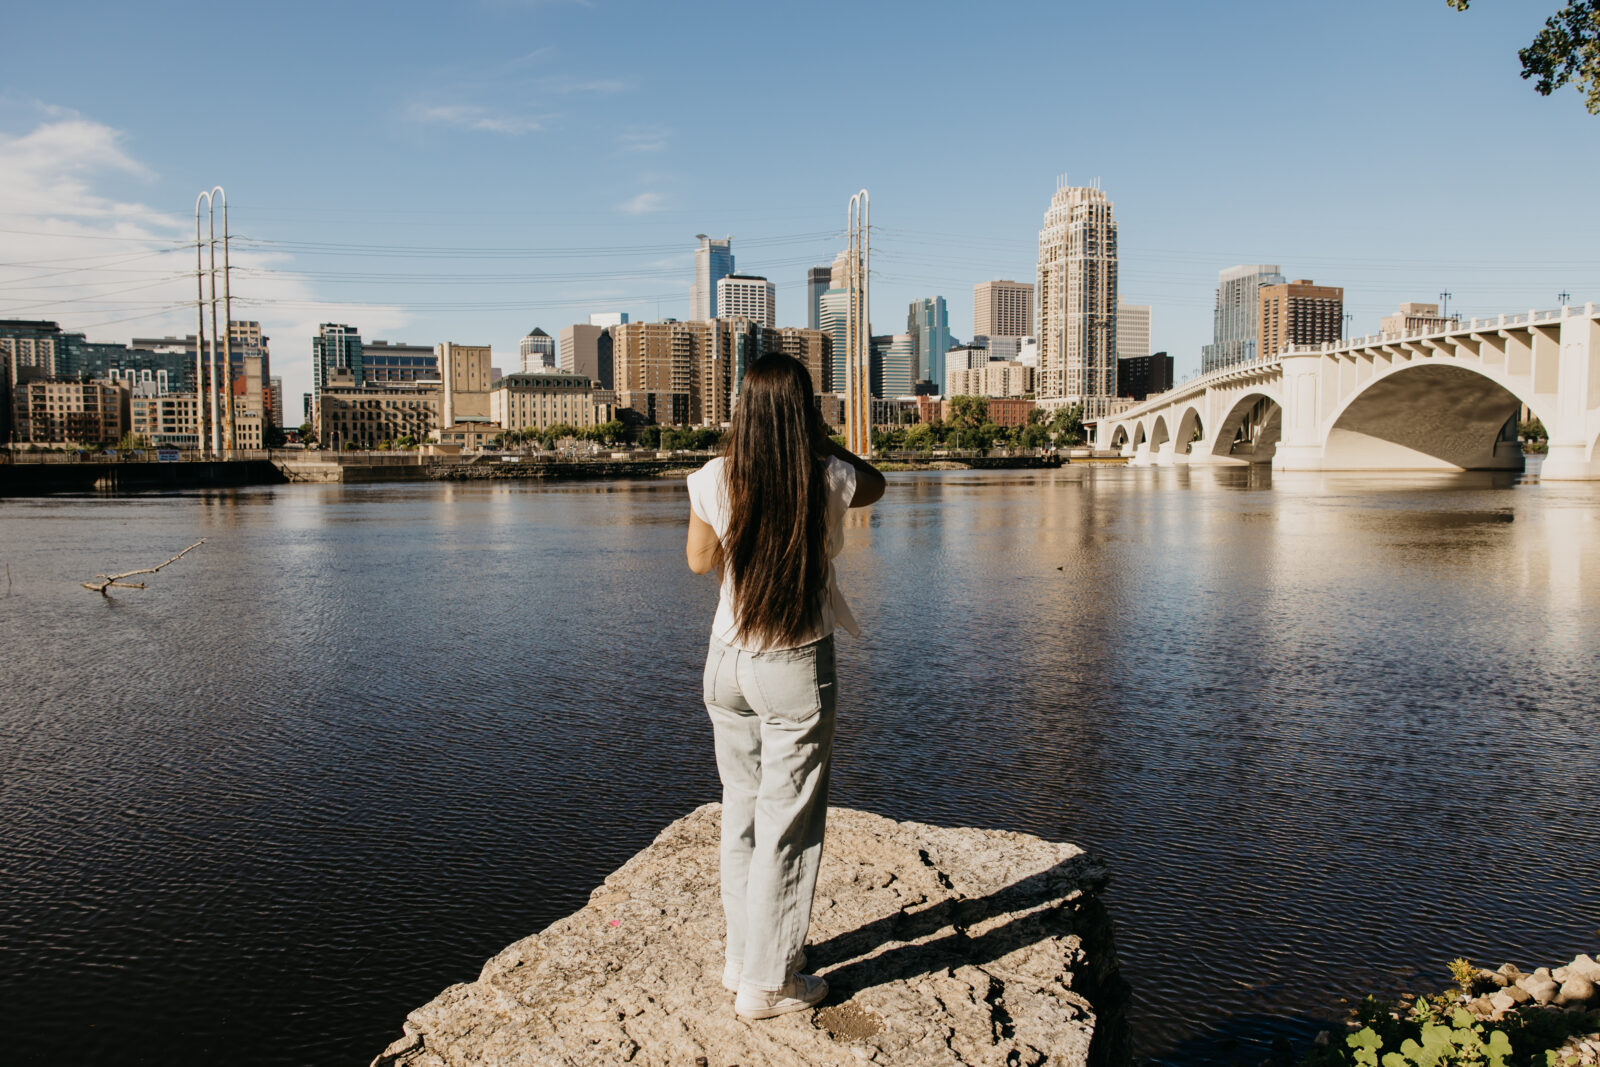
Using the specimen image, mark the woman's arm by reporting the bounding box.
[822,437,886,508]
[686,508,719,574]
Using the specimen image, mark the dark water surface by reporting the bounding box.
[2,466,1597,1065]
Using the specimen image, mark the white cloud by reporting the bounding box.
[617,192,665,215]
[408,102,543,135]
[617,126,669,153]
[542,76,625,95]
[0,110,410,412]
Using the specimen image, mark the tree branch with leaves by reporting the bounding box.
[1449,0,1600,114]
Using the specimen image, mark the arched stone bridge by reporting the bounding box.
[1095,304,1600,479]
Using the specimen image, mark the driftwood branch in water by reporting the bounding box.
[82,540,205,595]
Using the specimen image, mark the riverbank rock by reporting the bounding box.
[372,804,1128,1067]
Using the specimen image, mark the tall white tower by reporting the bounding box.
[1036,176,1118,417]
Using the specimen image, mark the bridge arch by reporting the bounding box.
[1132,422,1147,449]
[1109,423,1130,450]
[1210,390,1283,463]
[1319,362,1551,471]
[1149,415,1171,450]
[1175,406,1203,453]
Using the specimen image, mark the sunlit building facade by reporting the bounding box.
[1036,178,1118,417]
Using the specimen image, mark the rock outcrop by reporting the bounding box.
[373,804,1128,1067]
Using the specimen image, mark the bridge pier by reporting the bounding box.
[1541,443,1600,480]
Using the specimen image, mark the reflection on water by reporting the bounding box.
[1,466,1597,1066]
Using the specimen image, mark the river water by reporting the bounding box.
[2,465,1596,1065]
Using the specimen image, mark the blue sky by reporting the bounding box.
[3,0,1598,410]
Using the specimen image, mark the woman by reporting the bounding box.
[685,353,884,1019]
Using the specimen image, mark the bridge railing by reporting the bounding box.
[1295,305,1592,357]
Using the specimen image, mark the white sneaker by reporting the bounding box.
[722,951,807,993]
[734,973,828,1019]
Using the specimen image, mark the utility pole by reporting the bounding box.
[1439,290,1452,319]
[845,190,871,458]
[194,187,232,458]
[1558,291,1571,307]
[221,194,235,458]
[194,192,211,458]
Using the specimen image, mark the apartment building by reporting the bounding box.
[490,371,607,431]
[945,360,1035,398]
[1258,279,1344,360]
[315,377,441,449]
[12,378,129,445]
[716,275,776,328]
[611,319,832,426]
[131,393,202,448]
[974,280,1034,338]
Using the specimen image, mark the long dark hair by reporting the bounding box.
[717,354,828,648]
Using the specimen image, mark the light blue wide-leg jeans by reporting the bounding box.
[703,634,837,992]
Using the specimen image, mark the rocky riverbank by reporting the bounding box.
[1305,953,1600,1067]
[371,804,1128,1067]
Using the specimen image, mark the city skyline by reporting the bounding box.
[2,1,1598,410]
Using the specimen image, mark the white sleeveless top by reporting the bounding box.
[686,455,860,652]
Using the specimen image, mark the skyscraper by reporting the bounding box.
[872,334,916,398]
[1037,177,1118,417]
[312,323,363,394]
[1200,265,1285,373]
[1258,279,1343,361]
[819,287,851,392]
[974,280,1034,338]
[588,312,629,328]
[806,267,831,330]
[691,235,734,321]
[907,297,949,389]
[716,275,777,328]
[1117,301,1151,361]
[520,327,556,373]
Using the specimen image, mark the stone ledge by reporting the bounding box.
[372,804,1129,1067]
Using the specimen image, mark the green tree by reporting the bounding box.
[904,422,935,452]
[873,426,908,452]
[1018,423,1050,449]
[947,395,988,430]
[638,425,663,448]
[974,422,1007,450]
[1049,404,1086,445]
[587,419,627,445]
[1519,417,1547,439]
[1449,0,1600,113]
[297,422,318,447]
[117,432,152,451]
